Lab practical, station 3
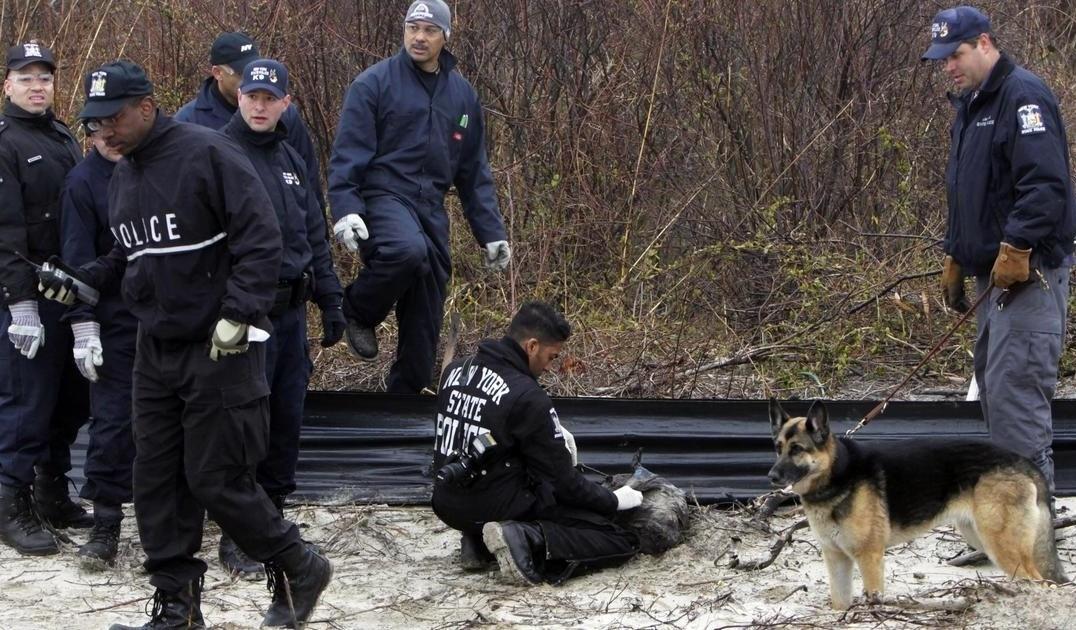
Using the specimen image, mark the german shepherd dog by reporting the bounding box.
[768,399,1067,609]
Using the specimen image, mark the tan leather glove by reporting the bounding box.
[940,256,970,313]
[990,242,1031,289]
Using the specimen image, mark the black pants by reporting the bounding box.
[257,305,311,497]
[132,331,302,592]
[80,319,137,505]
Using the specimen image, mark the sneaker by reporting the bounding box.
[344,320,378,361]
[459,531,495,571]
[481,521,544,586]
[262,543,333,628]
[0,484,58,555]
[108,578,205,629]
[219,532,265,579]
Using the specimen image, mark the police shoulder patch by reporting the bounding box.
[1018,103,1047,135]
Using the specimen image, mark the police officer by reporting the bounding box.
[176,31,324,208]
[0,41,92,556]
[42,60,331,629]
[221,57,345,573]
[59,128,134,568]
[924,7,1076,505]
[328,0,511,392]
[431,302,641,585]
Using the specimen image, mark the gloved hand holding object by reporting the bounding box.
[36,255,100,306]
[71,321,103,382]
[614,485,643,511]
[561,425,578,467]
[940,255,970,313]
[209,319,249,361]
[333,214,369,253]
[320,305,346,348]
[6,300,44,359]
[483,240,511,271]
[990,242,1031,289]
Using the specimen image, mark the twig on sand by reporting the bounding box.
[728,518,809,570]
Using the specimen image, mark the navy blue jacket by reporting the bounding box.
[83,114,282,342]
[59,148,137,330]
[222,112,343,309]
[0,102,82,305]
[175,77,324,209]
[945,53,1076,275]
[327,48,506,245]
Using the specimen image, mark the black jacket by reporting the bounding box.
[221,112,342,308]
[944,53,1076,274]
[431,337,617,526]
[0,102,82,305]
[82,114,282,341]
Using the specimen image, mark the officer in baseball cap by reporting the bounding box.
[78,59,153,124]
[921,5,992,61]
[5,41,57,72]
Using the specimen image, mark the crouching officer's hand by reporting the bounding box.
[560,426,578,467]
[940,255,970,313]
[320,304,346,348]
[483,240,511,272]
[990,242,1032,289]
[6,300,45,359]
[71,321,103,382]
[209,319,249,361]
[614,486,643,511]
[333,214,369,253]
[37,255,82,306]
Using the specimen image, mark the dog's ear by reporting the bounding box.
[769,398,791,437]
[805,400,830,444]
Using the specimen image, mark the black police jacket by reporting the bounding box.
[82,114,282,342]
[222,112,342,308]
[431,336,618,526]
[0,102,82,305]
[944,53,1076,275]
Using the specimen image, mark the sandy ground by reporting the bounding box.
[0,496,1072,630]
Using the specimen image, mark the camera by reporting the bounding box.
[436,432,498,486]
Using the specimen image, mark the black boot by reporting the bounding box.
[78,502,122,570]
[270,494,287,517]
[108,578,205,629]
[0,484,58,555]
[262,542,333,628]
[482,521,545,585]
[219,531,264,579]
[33,472,93,529]
[344,320,378,361]
[459,531,495,571]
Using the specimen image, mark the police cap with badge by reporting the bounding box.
[78,60,153,130]
[211,32,260,69]
[921,5,991,60]
[240,58,289,98]
[5,41,56,71]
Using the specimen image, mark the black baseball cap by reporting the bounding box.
[922,6,992,60]
[78,60,154,120]
[6,42,56,71]
[240,59,289,98]
[210,32,259,68]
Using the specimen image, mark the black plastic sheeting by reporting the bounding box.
[71,394,1076,505]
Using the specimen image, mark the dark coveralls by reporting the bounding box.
[80,114,304,592]
[222,113,343,498]
[944,53,1076,493]
[59,147,136,507]
[431,337,639,584]
[328,48,506,393]
[175,77,324,208]
[0,102,88,489]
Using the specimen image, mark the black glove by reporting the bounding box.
[320,305,346,348]
[38,255,94,306]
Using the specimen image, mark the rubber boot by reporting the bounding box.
[261,542,333,628]
[0,483,58,555]
[33,472,93,529]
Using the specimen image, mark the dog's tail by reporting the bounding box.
[1033,482,1069,583]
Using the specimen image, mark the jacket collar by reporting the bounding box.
[223,109,287,149]
[128,111,175,163]
[476,336,534,381]
[948,52,1015,106]
[195,76,236,114]
[2,100,55,127]
[396,46,458,76]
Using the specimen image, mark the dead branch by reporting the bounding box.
[846,271,940,316]
[748,490,796,530]
[854,595,974,612]
[728,518,808,571]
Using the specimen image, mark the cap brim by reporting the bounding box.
[8,58,56,71]
[921,41,961,61]
[78,98,129,120]
[228,53,261,71]
[240,84,286,98]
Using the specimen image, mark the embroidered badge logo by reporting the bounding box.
[23,43,42,58]
[250,66,277,83]
[241,44,253,52]
[282,172,301,185]
[459,114,469,129]
[409,2,434,20]
[931,22,949,40]
[1018,104,1046,135]
[89,71,108,98]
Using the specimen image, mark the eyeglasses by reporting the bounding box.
[83,107,129,133]
[10,72,54,87]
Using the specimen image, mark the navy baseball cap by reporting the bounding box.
[922,6,992,60]
[210,32,259,68]
[240,58,288,98]
[6,41,56,71]
[78,60,153,120]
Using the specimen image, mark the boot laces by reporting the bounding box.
[12,491,46,535]
[146,589,168,622]
[265,561,298,626]
[87,519,120,546]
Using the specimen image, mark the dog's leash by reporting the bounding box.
[845,284,995,437]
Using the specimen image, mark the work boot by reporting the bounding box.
[219,531,264,579]
[78,502,122,570]
[0,484,58,555]
[270,494,287,518]
[482,521,545,585]
[459,530,495,571]
[108,578,205,629]
[33,472,93,529]
[262,542,333,628]
[344,320,378,361]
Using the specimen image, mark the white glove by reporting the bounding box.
[614,485,643,511]
[561,426,578,467]
[333,214,369,252]
[71,321,103,382]
[209,319,249,361]
[7,300,45,359]
[484,240,511,271]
